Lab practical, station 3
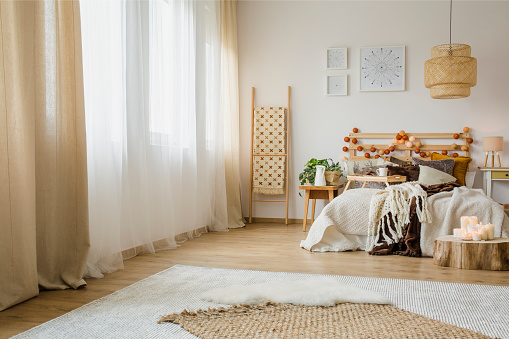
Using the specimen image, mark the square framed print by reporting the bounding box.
[327,75,348,96]
[326,47,347,70]
[360,46,405,92]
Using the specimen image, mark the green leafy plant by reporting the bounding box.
[298,158,342,185]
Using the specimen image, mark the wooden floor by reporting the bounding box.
[1,222,508,338]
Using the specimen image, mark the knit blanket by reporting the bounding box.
[252,107,285,195]
[366,182,431,252]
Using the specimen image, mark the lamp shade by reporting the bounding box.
[424,44,477,99]
[483,136,503,152]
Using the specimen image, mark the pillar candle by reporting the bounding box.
[469,216,478,228]
[467,225,478,235]
[453,228,462,238]
[460,216,470,230]
[472,232,481,241]
[479,227,488,240]
[487,223,495,240]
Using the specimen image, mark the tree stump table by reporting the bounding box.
[433,235,509,271]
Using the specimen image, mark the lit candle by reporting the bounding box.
[467,224,478,235]
[453,228,462,238]
[472,232,481,241]
[479,227,488,240]
[463,232,472,240]
[469,216,478,228]
[460,216,470,231]
[487,223,495,240]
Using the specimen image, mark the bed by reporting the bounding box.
[300,130,509,257]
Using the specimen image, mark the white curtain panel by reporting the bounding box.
[80,0,229,278]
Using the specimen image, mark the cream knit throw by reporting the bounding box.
[366,182,431,251]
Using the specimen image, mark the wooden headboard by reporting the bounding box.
[347,132,471,161]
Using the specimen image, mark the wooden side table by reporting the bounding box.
[434,235,509,270]
[479,167,509,198]
[299,185,342,232]
[344,175,406,191]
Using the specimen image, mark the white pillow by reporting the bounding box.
[418,165,457,186]
[465,171,476,189]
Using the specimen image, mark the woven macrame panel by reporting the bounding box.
[252,107,286,195]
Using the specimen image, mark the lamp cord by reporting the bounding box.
[449,0,453,55]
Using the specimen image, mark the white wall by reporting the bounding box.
[238,0,509,219]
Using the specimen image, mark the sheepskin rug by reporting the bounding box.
[200,277,391,306]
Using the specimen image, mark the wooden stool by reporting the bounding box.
[299,185,342,232]
[433,235,509,270]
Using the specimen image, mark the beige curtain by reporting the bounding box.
[0,0,89,311]
[221,0,245,228]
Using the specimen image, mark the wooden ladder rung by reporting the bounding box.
[252,199,286,202]
[253,154,287,156]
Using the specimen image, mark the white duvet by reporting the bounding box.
[300,186,509,256]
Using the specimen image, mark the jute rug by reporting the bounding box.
[13,265,509,339]
[159,301,493,338]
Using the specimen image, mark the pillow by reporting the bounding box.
[352,165,386,189]
[417,165,457,186]
[387,165,420,183]
[465,171,476,189]
[430,152,472,186]
[389,156,411,166]
[412,157,454,176]
[344,158,386,176]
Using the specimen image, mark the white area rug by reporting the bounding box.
[200,277,391,306]
[13,265,509,339]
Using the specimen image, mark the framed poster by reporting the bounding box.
[327,75,348,96]
[360,46,405,92]
[326,47,347,70]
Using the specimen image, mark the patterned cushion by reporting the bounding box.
[418,165,457,186]
[411,157,454,176]
[430,153,472,186]
[389,157,411,166]
[352,165,386,189]
[387,165,420,183]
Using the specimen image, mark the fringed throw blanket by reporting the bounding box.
[368,182,460,256]
[252,107,286,195]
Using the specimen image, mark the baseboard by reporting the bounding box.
[244,217,309,224]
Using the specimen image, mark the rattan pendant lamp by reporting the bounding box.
[424,0,477,99]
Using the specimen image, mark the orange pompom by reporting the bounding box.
[342,146,348,152]
[402,135,409,141]
[396,134,402,140]
[453,153,459,158]
[453,133,460,139]
[370,146,376,153]
[461,145,469,151]
[389,146,395,152]
[364,153,370,158]
[420,152,426,157]
[399,130,405,136]
[378,150,384,155]
[425,151,431,157]
[415,141,422,147]
[384,149,390,155]
[467,138,473,144]
[344,137,350,142]
[463,127,470,133]
[397,139,405,144]
[442,150,448,155]
[374,154,380,159]
[357,146,363,152]
[352,138,358,144]
[353,127,358,133]
[414,148,420,154]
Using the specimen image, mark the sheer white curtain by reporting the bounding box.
[80,0,229,278]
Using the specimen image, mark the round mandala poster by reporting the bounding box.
[360,46,405,92]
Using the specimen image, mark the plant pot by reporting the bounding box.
[325,171,341,185]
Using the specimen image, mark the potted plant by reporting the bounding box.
[298,158,343,186]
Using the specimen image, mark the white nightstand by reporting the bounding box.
[479,167,509,198]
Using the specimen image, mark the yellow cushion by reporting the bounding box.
[431,152,472,186]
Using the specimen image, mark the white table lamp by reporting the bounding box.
[483,136,503,167]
